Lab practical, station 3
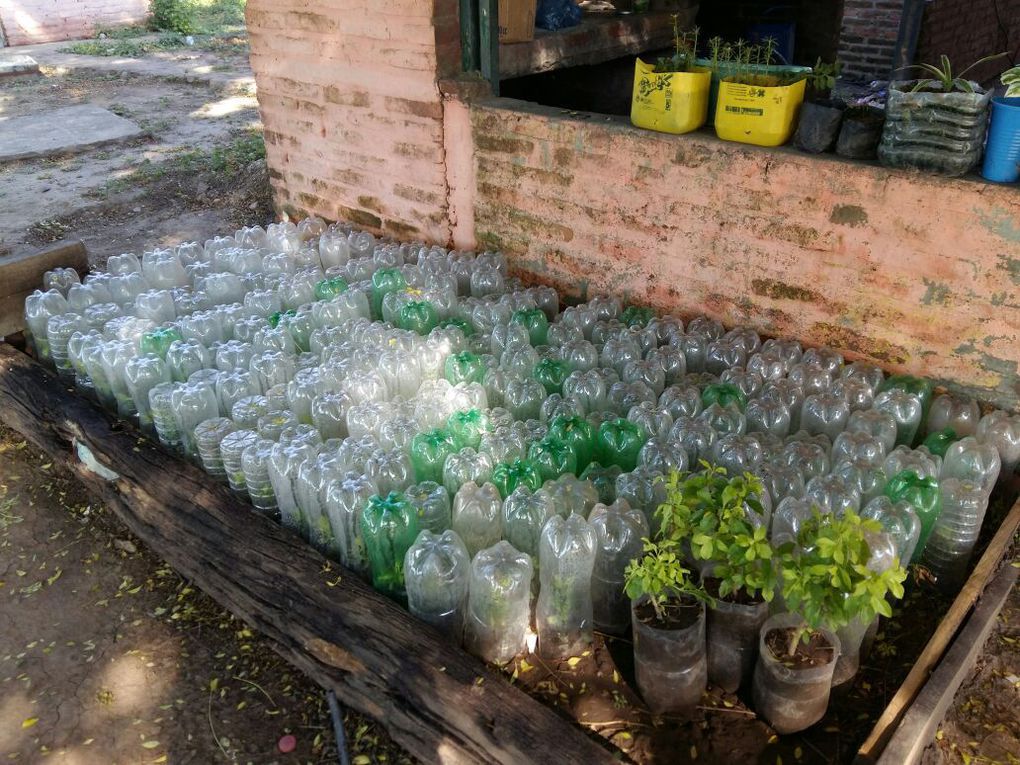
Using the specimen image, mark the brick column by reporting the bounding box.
[246,0,461,243]
[837,0,905,81]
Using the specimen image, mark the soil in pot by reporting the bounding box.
[752,613,840,734]
[794,99,844,154]
[632,594,707,715]
[836,105,885,160]
[704,577,769,694]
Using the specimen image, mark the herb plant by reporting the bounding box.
[905,53,1007,93]
[655,20,699,74]
[1002,65,1020,97]
[624,538,710,622]
[806,58,842,98]
[777,509,907,657]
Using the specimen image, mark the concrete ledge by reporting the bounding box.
[0,105,143,162]
[0,53,40,78]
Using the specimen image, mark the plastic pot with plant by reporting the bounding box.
[793,58,844,154]
[624,537,711,715]
[879,53,1006,176]
[658,464,777,693]
[982,64,1020,183]
[712,37,809,147]
[631,21,711,135]
[753,510,907,734]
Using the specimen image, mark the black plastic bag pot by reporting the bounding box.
[752,613,840,734]
[631,594,707,715]
[707,595,770,693]
[836,106,885,160]
[794,101,844,154]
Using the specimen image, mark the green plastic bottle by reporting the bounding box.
[439,316,475,337]
[884,469,941,561]
[621,305,654,328]
[410,429,458,483]
[398,300,439,335]
[140,327,183,359]
[548,415,596,471]
[534,358,570,395]
[580,462,622,505]
[528,437,578,482]
[314,276,348,301]
[701,382,747,413]
[922,427,959,458]
[360,492,420,603]
[447,409,489,450]
[371,268,407,320]
[492,459,543,499]
[445,351,487,386]
[595,418,646,472]
[510,308,549,346]
[268,309,296,329]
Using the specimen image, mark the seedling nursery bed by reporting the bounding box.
[2,242,1018,765]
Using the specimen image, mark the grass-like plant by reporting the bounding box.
[906,53,1007,93]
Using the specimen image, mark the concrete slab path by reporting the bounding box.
[0,104,142,162]
[0,53,40,78]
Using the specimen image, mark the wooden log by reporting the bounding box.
[856,494,1020,762]
[0,240,88,336]
[875,562,1018,765]
[0,343,617,765]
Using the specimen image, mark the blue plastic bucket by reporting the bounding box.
[982,97,1020,183]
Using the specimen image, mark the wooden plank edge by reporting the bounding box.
[874,561,1017,765]
[856,494,1020,762]
[0,343,619,765]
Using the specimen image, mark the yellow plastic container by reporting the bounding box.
[630,59,711,135]
[714,77,807,147]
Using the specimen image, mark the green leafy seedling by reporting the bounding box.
[624,538,710,623]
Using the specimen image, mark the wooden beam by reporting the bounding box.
[0,240,88,336]
[478,0,499,95]
[0,343,617,765]
[876,562,1018,765]
[856,494,1020,762]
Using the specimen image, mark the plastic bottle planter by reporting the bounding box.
[884,470,941,561]
[465,541,534,665]
[927,394,981,439]
[547,415,596,471]
[404,529,471,640]
[595,418,646,472]
[360,492,420,603]
[452,481,504,557]
[714,76,806,147]
[878,81,992,177]
[409,429,458,484]
[589,500,648,635]
[502,485,556,564]
[631,593,708,715]
[491,459,542,499]
[982,97,1020,183]
[405,481,453,534]
[873,389,924,448]
[705,583,770,693]
[536,514,598,659]
[752,613,841,734]
[528,437,578,482]
[942,437,1002,497]
[510,307,549,346]
[323,473,375,575]
[630,59,711,135]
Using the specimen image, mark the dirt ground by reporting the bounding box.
[1,17,1018,765]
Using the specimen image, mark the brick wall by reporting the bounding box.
[469,100,1020,409]
[837,0,904,80]
[245,0,460,243]
[0,0,147,46]
[917,0,1020,85]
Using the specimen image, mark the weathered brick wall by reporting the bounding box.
[469,99,1020,409]
[0,0,147,45]
[245,0,460,243]
[917,0,1020,85]
[837,0,903,80]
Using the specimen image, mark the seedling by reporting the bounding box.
[624,538,709,622]
[655,20,700,73]
[777,509,907,657]
[905,53,1008,93]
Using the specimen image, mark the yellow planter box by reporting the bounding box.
[714,77,807,147]
[630,59,711,135]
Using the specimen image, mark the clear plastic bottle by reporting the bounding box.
[219,428,259,498]
[404,529,471,638]
[322,473,376,573]
[464,541,533,664]
[536,513,597,658]
[148,381,182,449]
[194,417,236,478]
[452,480,503,557]
[241,437,278,515]
[589,499,648,634]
